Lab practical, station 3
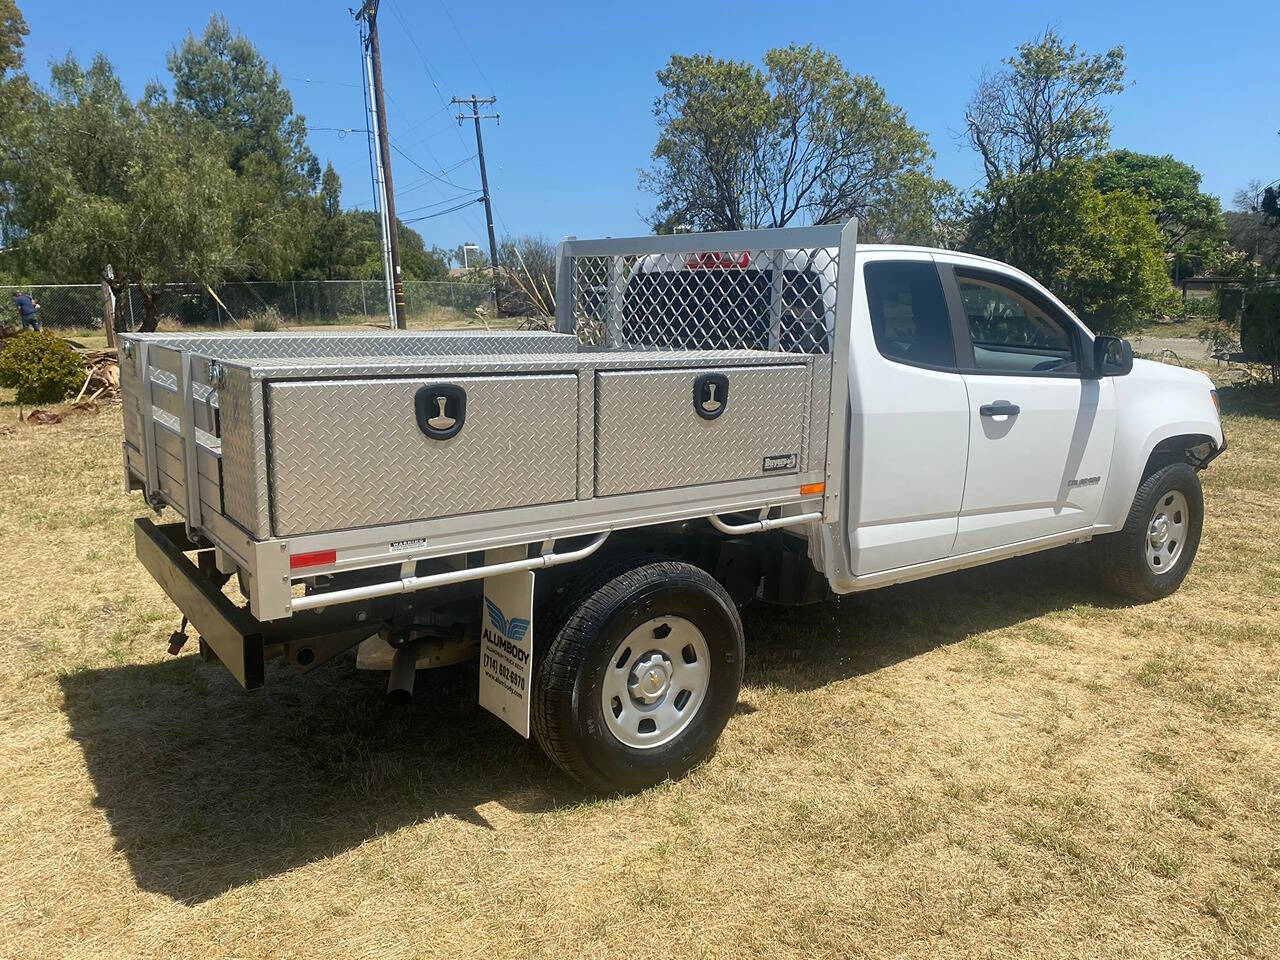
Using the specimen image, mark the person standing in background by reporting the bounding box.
[13,291,40,331]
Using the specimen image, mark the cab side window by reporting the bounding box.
[864,261,956,369]
[957,272,1079,374]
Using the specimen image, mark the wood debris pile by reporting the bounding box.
[72,349,121,410]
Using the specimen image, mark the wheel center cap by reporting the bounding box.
[1150,515,1169,546]
[628,653,673,705]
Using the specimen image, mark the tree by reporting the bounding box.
[342,213,448,281]
[966,161,1174,334]
[966,30,1126,181]
[1227,180,1280,275]
[1092,151,1223,265]
[449,243,489,271]
[0,0,32,265]
[166,15,320,279]
[641,45,945,237]
[9,55,238,330]
[0,0,24,77]
[299,164,360,280]
[167,15,317,194]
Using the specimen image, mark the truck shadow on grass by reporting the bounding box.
[60,544,1120,904]
[59,656,586,904]
[742,543,1121,690]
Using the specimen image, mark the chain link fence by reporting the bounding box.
[0,280,496,332]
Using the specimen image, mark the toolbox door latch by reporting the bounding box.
[415,384,467,440]
[692,373,729,420]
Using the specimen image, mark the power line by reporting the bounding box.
[434,0,496,95]
[286,75,365,90]
[377,85,488,236]
[310,126,371,137]
[388,140,478,191]
[357,0,492,240]
[393,102,454,139]
[384,0,472,157]
[402,198,485,223]
[399,191,483,216]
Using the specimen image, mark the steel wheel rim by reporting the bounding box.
[1146,489,1190,575]
[601,616,711,749]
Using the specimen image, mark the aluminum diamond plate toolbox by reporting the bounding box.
[119,222,858,625]
[594,364,809,497]
[266,374,578,536]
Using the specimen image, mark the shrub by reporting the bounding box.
[0,331,85,405]
[249,306,284,332]
[1174,296,1219,319]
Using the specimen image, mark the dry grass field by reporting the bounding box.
[0,366,1277,959]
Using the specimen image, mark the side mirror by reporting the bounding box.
[1091,336,1133,378]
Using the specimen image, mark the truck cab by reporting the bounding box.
[827,245,1223,591]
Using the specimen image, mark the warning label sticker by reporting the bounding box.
[478,569,535,738]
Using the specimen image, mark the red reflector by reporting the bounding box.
[290,549,336,570]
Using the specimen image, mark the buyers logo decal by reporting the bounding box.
[762,453,798,473]
[483,597,531,663]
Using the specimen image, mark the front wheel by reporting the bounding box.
[532,558,744,793]
[1091,462,1204,602]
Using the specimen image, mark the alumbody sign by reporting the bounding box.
[479,568,535,737]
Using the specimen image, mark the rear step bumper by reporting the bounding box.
[135,519,267,689]
[135,519,431,689]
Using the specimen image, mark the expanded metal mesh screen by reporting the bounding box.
[565,244,839,354]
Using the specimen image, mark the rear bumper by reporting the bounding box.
[135,519,407,689]
[135,519,266,689]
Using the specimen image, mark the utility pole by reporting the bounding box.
[453,95,500,311]
[354,0,407,328]
[364,49,395,325]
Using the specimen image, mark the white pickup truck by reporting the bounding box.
[120,222,1224,792]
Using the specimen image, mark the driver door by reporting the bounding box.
[945,265,1117,555]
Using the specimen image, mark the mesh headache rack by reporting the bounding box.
[557,228,841,354]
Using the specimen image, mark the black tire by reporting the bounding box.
[1091,462,1204,602]
[531,557,744,793]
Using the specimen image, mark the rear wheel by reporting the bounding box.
[532,558,743,793]
[1091,462,1204,602]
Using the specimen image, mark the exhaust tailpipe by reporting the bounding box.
[387,643,419,703]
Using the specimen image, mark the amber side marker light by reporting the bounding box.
[800,482,826,496]
[1210,389,1221,416]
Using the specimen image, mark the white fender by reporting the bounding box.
[1095,358,1223,532]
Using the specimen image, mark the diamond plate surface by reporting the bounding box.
[267,374,578,536]
[576,368,594,500]
[595,365,809,497]
[219,364,271,537]
[120,331,577,362]
[226,349,799,381]
[807,354,833,469]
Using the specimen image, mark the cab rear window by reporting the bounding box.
[863,261,956,369]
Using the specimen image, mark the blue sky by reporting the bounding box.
[20,0,1280,253]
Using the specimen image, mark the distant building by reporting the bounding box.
[1177,276,1239,300]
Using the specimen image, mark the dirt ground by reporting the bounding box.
[0,370,1277,959]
